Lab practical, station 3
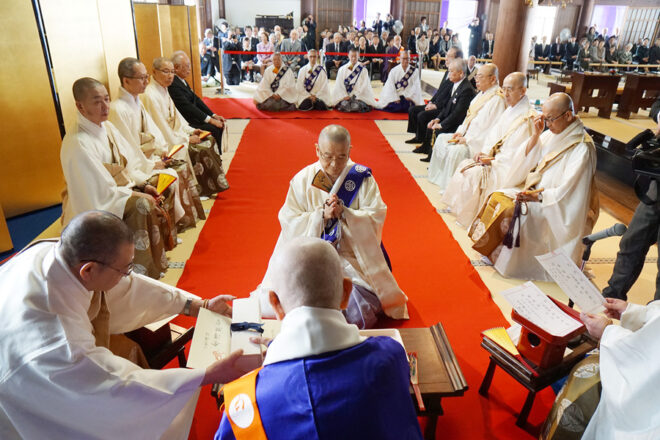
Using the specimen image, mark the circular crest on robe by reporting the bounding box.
[134,230,150,251]
[228,393,255,428]
[344,180,356,192]
[355,165,367,173]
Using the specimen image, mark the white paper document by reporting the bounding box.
[536,250,606,314]
[500,282,583,337]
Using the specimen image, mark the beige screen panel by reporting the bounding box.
[158,5,174,57]
[134,3,164,71]
[0,1,64,217]
[169,5,202,96]
[188,6,203,97]
[97,0,138,99]
[41,0,108,134]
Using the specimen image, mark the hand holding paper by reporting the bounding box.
[201,349,247,386]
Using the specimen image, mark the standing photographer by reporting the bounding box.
[603,99,660,301]
[222,30,241,85]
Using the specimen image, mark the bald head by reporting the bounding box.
[318,124,351,148]
[546,92,575,115]
[476,63,498,91]
[72,77,104,101]
[505,71,527,88]
[153,56,171,70]
[60,211,134,268]
[270,237,345,311]
[502,72,527,107]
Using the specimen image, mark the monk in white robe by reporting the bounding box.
[254,53,297,112]
[473,93,599,281]
[442,72,535,227]
[296,49,331,110]
[0,212,245,440]
[109,58,204,231]
[332,48,377,112]
[61,78,181,278]
[252,125,408,329]
[579,299,660,440]
[142,57,229,197]
[377,50,423,112]
[428,63,506,189]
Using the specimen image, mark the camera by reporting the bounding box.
[627,129,660,204]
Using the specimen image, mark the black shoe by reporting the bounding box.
[413,144,431,154]
[405,137,422,144]
[420,153,432,162]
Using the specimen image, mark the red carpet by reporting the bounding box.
[203,97,408,120]
[176,119,554,439]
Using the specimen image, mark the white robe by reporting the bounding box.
[492,119,597,281]
[295,63,332,106]
[442,97,535,227]
[253,65,298,104]
[331,63,377,107]
[142,80,195,148]
[427,85,506,190]
[252,161,408,320]
[61,113,155,225]
[0,241,203,440]
[108,87,186,222]
[376,63,424,109]
[583,301,660,440]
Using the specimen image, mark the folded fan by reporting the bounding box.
[164,144,185,160]
[156,173,177,196]
[482,327,539,376]
[199,130,211,140]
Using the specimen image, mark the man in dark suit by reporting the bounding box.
[563,36,579,70]
[242,26,259,51]
[325,32,347,78]
[535,36,551,73]
[481,32,495,58]
[420,59,476,160]
[634,38,650,63]
[406,47,464,148]
[367,35,385,79]
[169,51,225,146]
[372,12,383,37]
[468,17,482,57]
[550,36,565,65]
[649,38,660,71]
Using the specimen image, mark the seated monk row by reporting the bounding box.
[254,49,423,113]
[61,54,230,278]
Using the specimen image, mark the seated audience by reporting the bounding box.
[257,33,275,76]
[382,34,403,83]
[218,237,421,440]
[252,125,409,328]
[425,62,502,175]
[367,34,385,78]
[564,36,579,70]
[279,29,304,67]
[377,50,423,112]
[470,93,598,281]
[202,28,220,80]
[240,37,257,82]
[332,48,377,112]
[634,38,650,63]
[0,210,245,439]
[142,57,228,197]
[442,72,534,227]
[482,32,495,59]
[254,53,297,112]
[295,49,331,111]
[325,32,348,78]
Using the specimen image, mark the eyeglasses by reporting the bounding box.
[81,259,134,277]
[544,111,568,126]
[318,151,348,163]
[156,69,175,75]
[128,75,150,81]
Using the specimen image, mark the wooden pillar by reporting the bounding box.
[301,0,314,18]
[492,0,529,80]
[576,0,594,39]
[390,0,405,23]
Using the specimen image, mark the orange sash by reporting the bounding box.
[222,367,268,440]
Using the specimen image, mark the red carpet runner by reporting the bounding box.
[203,97,408,120]
[176,119,554,439]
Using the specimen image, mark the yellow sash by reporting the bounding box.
[222,368,268,440]
[139,106,156,157]
[487,110,535,158]
[462,87,503,132]
[103,132,132,187]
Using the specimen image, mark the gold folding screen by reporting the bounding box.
[134,3,203,97]
[0,1,63,237]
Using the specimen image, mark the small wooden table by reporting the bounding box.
[617,73,660,119]
[399,324,468,439]
[478,333,597,429]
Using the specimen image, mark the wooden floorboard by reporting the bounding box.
[596,171,636,224]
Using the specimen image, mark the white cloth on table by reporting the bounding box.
[331,62,377,108]
[376,63,424,109]
[583,300,660,440]
[251,161,408,320]
[0,241,204,440]
[253,65,297,105]
[295,63,332,107]
[428,84,506,190]
[442,97,535,227]
[492,118,597,281]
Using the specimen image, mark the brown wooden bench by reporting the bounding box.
[616,73,660,119]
